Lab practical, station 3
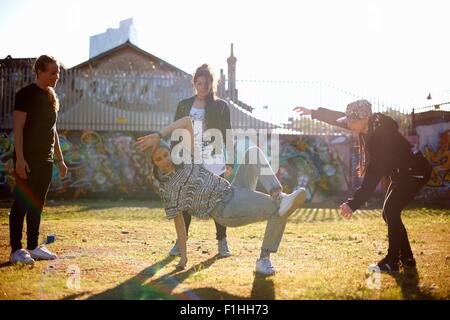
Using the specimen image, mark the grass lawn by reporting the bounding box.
[0,200,448,300]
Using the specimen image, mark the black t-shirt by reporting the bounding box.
[14,83,57,161]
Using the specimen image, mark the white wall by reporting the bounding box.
[89,18,139,58]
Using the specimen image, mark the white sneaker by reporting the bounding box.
[168,240,180,256]
[29,245,57,260]
[218,238,232,257]
[10,249,35,265]
[278,188,306,218]
[255,257,276,275]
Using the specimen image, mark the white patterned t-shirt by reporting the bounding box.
[189,107,226,176]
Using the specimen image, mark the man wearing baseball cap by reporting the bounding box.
[294,99,432,273]
[336,99,373,123]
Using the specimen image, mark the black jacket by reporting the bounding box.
[173,96,231,151]
[311,107,431,211]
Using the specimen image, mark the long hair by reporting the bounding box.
[193,64,216,105]
[357,133,369,177]
[33,55,60,112]
[357,114,382,177]
[193,64,223,131]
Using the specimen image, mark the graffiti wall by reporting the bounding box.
[0,131,15,197]
[277,135,351,203]
[0,130,155,199]
[415,123,450,201]
[3,125,448,202]
[1,130,352,201]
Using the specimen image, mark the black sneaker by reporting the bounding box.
[368,257,399,273]
[399,257,416,268]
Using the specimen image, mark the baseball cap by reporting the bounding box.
[337,99,372,123]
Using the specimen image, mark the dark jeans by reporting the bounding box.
[382,165,431,261]
[182,211,227,241]
[181,173,227,241]
[9,160,53,253]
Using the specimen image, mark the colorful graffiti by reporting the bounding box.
[0,130,155,199]
[0,132,15,197]
[1,130,351,201]
[8,129,445,203]
[277,135,350,203]
[416,123,450,201]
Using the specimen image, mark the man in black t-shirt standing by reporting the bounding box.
[9,55,68,265]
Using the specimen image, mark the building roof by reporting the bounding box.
[0,55,35,69]
[413,110,450,127]
[0,55,69,70]
[233,99,254,113]
[70,40,190,76]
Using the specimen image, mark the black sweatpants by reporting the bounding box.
[9,160,53,253]
[181,173,227,241]
[382,169,431,261]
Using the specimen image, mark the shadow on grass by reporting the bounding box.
[250,273,275,299]
[61,292,92,300]
[84,255,177,300]
[0,199,162,211]
[0,261,12,269]
[80,254,276,300]
[49,200,163,214]
[175,271,275,300]
[290,206,449,224]
[86,255,222,300]
[386,268,436,300]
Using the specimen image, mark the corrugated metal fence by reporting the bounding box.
[1,68,416,135]
[1,68,282,132]
[1,68,195,131]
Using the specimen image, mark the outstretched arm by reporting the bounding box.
[293,106,348,130]
[135,116,194,153]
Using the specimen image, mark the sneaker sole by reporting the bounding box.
[280,189,306,218]
[367,264,399,273]
[168,250,181,257]
[255,269,276,276]
[10,259,35,265]
[30,255,57,261]
[218,252,232,258]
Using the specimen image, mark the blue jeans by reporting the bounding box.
[211,146,287,253]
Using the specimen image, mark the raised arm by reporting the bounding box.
[135,116,194,153]
[293,106,348,130]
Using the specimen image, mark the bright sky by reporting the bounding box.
[1,0,449,122]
